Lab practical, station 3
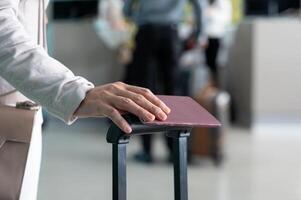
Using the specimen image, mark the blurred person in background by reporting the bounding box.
[0,0,170,199]
[202,0,232,86]
[123,0,202,163]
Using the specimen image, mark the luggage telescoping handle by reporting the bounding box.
[106,115,191,200]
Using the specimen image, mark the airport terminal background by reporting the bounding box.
[38,0,301,199]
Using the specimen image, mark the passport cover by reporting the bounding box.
[143,95,221,128]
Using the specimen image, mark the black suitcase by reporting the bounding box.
[106,115,191,200]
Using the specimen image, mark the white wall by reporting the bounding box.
[227,18,301,127]
[253,18,301,121]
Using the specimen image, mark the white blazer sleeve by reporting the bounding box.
[0,2,94,124]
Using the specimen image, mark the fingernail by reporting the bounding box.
[159,112,167,120]
[165,107,171,114]
[144,114,155,122]
[125,126,132,134]
[148,114,155,121]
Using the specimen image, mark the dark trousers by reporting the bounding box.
[205,38,221,83]
[125,24,181,155]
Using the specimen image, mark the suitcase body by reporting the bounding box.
[191,87,230,166]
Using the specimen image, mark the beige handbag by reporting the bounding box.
[0,105,37,200]
[0,0,45,198]
[0,0,47,198]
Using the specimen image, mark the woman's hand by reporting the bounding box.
[74,82,171,134]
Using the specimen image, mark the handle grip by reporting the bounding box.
[106,114,191,144]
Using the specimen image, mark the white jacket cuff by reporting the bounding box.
[47,80,94,125]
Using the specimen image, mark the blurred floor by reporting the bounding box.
[38,118,301,200]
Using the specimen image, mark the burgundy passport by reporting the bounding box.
[143,95,221,128]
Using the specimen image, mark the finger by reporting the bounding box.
[102,105,132,134]
[115,89,168,121]
[125,85,171,114]
[107,94,156,122]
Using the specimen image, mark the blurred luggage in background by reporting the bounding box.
[190,84,231,166]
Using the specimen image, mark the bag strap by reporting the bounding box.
[38,0,46,49]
